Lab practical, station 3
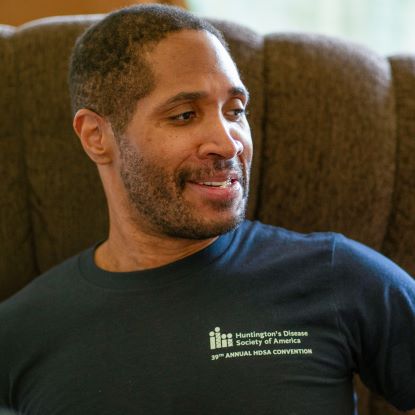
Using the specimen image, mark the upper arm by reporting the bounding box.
[332,235,415,411]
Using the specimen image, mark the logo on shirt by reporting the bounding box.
[208,326,313,361]
[209,327,234,350]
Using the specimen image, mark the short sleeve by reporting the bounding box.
[331,234,415,411]
[0,304,12,409]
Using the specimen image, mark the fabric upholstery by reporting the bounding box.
[0,25,37,299]
[12,17,108,274]
[260,34,395,250]
[383,56,415,276]
[0,15,414,415]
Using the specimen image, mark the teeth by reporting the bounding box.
[200,179,232,188]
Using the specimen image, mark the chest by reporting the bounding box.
[13,269,355,414]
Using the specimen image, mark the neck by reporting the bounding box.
[94,213,217,272]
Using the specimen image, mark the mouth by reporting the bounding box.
[186,175,242,203]
[177,161,247,205]
[193,178,237,188]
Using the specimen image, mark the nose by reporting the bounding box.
[197,116,244,160]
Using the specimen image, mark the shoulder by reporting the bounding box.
[236,221,414,290]
[331,233,415,290]
[0,248,90,326]
[329,238,415,410]
[237,219,337,245]
[329,233,415,345]
[235,220,337,258]
[226,220,342,278]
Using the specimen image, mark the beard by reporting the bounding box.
[117,137,250,240]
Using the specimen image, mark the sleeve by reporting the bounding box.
[0,306,11,409]
[0,299,24,411]
[331,234,415,411]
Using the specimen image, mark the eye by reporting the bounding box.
[226,108,249,120]
[169,111,196,122]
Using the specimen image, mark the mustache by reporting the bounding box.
[177,159,246,190]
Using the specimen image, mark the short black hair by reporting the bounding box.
[69,4,228,135]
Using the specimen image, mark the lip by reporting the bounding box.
[186,179,242,202]
[192,171,240,183]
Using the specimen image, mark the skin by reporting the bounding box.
[73,29,252,272]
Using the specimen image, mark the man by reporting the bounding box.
[0,4,414,415]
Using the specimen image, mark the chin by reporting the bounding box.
[164,209,245,240]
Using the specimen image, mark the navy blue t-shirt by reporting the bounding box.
[0,220,414,414]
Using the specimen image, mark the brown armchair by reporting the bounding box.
[0,14,414,415]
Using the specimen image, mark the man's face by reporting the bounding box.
[115,29,253,239]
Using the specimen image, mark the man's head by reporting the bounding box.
[70,5,252,240]
[69,4,228,136]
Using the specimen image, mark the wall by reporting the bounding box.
[0,0,187,26]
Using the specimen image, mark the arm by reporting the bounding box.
[332,235,415,412]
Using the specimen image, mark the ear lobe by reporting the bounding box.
[73,109,114,165]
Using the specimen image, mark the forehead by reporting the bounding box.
[145,29,244,100]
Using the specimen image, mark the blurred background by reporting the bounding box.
[0,0,414,55]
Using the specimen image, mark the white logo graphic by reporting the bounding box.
[209,327,313,361]
[209,327,234,350]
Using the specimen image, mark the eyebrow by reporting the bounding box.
[157,86,250,111]
[229,86,250,104]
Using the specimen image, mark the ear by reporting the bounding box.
[73,109,115,165]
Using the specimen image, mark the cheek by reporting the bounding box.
[151,132,195,163]
[240,129,253,164]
